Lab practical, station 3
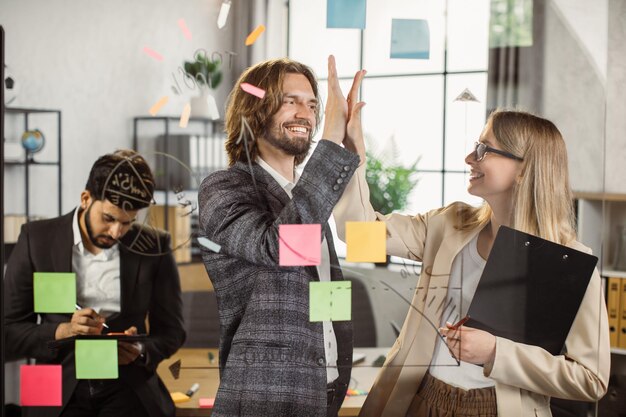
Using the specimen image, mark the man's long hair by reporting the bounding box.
[224,58,321,167]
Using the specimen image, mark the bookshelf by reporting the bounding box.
[132,116,226,263]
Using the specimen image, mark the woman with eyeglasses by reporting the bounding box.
[334,108,609,416]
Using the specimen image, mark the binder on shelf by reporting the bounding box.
[618,278,626,349]
[466,226,598,356]
[148,205,192,263]
[608,277,621,347]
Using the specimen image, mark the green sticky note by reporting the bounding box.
[33,273,76,313]
[75,340,118,379]
[309,281,351,322]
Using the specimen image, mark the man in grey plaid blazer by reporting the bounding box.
[198,56,367,417]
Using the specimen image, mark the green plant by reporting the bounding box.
[365,141,419,215]
[183,53,223,89]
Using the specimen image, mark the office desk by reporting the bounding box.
[157,347,390,417]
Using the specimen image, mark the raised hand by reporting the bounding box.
[321,55,349,145]
[345,69,367,165]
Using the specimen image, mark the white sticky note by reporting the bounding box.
[217,1,231,29]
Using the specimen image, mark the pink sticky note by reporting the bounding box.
[279,224,321,266]
[240,83,266,99]
[199,398,215,408]
[143,46,164,61]
[20,365,62,406]
[177,18,193,40]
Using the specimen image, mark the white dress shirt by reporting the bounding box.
[257,158,340,383]
[72,207,121,316]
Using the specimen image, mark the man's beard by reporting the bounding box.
[263,119,313,159]
[84,203,117,249]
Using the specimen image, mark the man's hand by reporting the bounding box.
[54,307,105,340]
[439,323,496,366]
[118,326,142,365]
[321,55,349,145]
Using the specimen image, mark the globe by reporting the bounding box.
[21,129,45,154]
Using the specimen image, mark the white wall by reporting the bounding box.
[1,0,235,215]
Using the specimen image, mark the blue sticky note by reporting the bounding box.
[390,19,430,59]
[327,0,366,29]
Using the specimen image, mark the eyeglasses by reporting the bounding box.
[473,142,523,162]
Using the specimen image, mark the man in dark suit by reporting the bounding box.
[198,56,366,417]
[4,150,186,417]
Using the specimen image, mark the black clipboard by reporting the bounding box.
[466,226,598,355]
[47,334,148,350]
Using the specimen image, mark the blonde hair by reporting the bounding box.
[457,109,576,245]
[224,58,320,167]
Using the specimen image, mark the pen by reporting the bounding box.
[75,304,110,329]
[449,315,470,330]
[185,383,200,397]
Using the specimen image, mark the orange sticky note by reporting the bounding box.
[171,392,190,403]
[240,82,266,99]
[345,222,386,263]
[143,46,163,61]
[20,365,62,406]
[177,18,193,40]
[199,398,215,408]
[149,96,169,116]
[179,103,191,127]
[245,24,266,46]
[279,224,321,266]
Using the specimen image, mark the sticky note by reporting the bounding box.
[240,82,266,99]
[20,365,62,406]
[171,392,190,403]
[33,272,76,313]
[149,96,169,116]
[245,24,266,46]
[143,46,164,61]
[198,237,221,253]
[327,0,366,29]
[75,340,118,379]
[177,18,193,40]
[199,398,215,408]
[390,19,430,59]
[310,281,351,321]
[179,103,191,128]
[345,222,386,263]
[217,0,231,29]
[279,224,321,266]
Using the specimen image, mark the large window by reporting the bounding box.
[289,0,490,216]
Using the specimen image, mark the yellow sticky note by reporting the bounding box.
[149,96,169,116]
[171,392,190,403]
[245,24,266,46]
[346,222,386,263]
[179,103,191,128]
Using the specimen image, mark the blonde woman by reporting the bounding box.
[334,109,610,416]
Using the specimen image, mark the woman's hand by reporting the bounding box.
[345,69,367,166]
[440,323,496,366]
